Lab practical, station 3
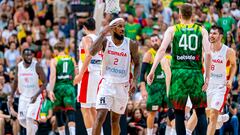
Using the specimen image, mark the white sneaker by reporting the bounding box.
[216,114,229,129]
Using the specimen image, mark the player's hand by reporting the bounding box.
[74,74,83,85]
[39,118,47,123]
[48,91,56,102]
[147,71,154,85]
[129,79,137,96]
[31,95,38,103]
[226,80,232,89]
[141,89,148,100]
[202,77,209,91]
[101,22,119,36]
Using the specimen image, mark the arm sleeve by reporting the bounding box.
[140,62,150,82]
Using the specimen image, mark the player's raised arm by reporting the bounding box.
[74,37,93,85]
[202,28,212,90]
[161,57,171,96]
[147,26,174,85]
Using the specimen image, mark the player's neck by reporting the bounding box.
[58,52,66,56]
[212,42,222,52]
[180,20,192,25]
[112,37,123,46]
[87,30,96,35]
[23,62,31,68]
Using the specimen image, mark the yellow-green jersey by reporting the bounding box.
[171,23,203,70]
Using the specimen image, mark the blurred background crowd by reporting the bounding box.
[0,0,239,135]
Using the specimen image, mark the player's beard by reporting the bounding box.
[153,44,159,51]
[24,59,32,65]
[113,32,124,40]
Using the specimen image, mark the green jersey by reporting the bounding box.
[171,23,203,70]
[40,99,53,117]
[55,55,75,85]
[146,48,166,84]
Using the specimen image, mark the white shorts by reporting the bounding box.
[96,79,129,114]
[77,71,101,106]
[18,95,42,121]
[207,84,229,112]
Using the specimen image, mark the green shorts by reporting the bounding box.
[169,69,207,110]
[146,82,168,111]
[53,84,76,111]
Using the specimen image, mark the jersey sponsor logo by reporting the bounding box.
[20,73,33,76]
[212,59,223,63]
[24,77,29,83]
[57,75,72,79]
[106,66,126,75]
[108,50,127,57]
[176,55,200,61]
[152,105,159,111]
[90,59,102,64]
[210,73,223,78]
[156,72,165,79]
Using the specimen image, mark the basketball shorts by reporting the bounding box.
[53,84,76,111]
[77,71,101,108]
[18,95,42,121]
[207,84,229,112]
[169,69,207,110]
[96,79,129,114]
[146,82,168,111]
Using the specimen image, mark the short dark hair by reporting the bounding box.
[180,3,193,20]
[83,18,96,31]
[211,25,224,35]
[22,48,33,55]
[150,34,160,39]
[54,42,65,52]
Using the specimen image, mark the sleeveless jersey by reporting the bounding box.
[209,44,228,85]
[55,55,75,85]
[18,60,39,98]
[146,48,166,84]
[79,34,102,72]
[101,36,131,83]
[172,23,203,70]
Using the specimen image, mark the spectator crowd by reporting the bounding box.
[0,0,239,135]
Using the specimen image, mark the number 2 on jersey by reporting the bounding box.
[63,62,68,73]
[179,34,198,51]
[114,58,118,65]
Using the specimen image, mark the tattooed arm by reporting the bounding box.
[130,40,140,92]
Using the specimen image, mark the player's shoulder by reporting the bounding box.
[226,46,236,56]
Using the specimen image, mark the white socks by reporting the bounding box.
[165,126,172,135]
[147,128,153,135]
[59,130,65,135]
[26,118,38,135]
[186,128,192,135]
[69,126,76,135]
[87,128,92,135]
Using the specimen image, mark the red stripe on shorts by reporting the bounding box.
[219,87,230,112]
[36,95,43,120]
[97,78,104,94]
[79,70,90,103]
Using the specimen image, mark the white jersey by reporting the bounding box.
[79,34,102,72]
[101,36,131,83]
[209,44,228,85]
[18,60,40,98]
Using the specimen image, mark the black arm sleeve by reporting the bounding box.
[140,62,150,82]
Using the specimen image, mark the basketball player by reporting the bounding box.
[74,18,102,135]
[89,18,140,135]
[9,48,47,135]
[147,3,212,135]
[206,25,237,135]
[48,42,77,135]
[140,34,171,135]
